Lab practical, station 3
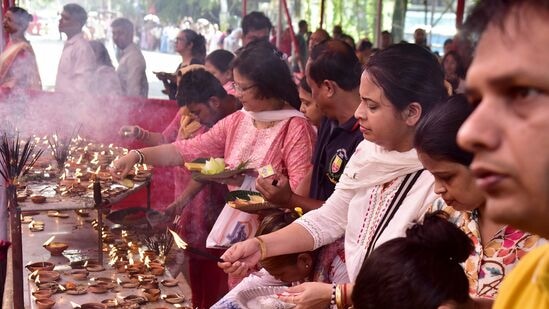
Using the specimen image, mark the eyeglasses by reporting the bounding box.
[232,82,257,93]
[175,37,186,42]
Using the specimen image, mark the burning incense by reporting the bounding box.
[141,229,174,258]
[47,125,80,169]
[0,133,44,184]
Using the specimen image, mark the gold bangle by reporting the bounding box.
[256,236,267,260]
[335,284,343,309]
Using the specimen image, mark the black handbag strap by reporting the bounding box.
[365,169,425,257]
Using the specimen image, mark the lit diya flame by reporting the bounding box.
[43,236,55,247]
[108,255,118,266]
[144,255,151,268]
[169,229,223,262]
[168,229,188,250]
[90,155,99,165]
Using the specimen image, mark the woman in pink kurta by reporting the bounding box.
[172,110,315,191]
[112,41,316,299]
[113,41,315,194]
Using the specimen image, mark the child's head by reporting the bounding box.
[298,78,323,128]
[256,212,315,283]
[352,211,474,309]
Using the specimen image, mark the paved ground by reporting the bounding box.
[29,34,182,99]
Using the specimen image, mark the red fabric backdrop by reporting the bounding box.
[0,88,180,210]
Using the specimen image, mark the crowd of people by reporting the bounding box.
[2,0,549,308]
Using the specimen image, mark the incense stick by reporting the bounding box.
[0,133,44,184]
[47,125,80,169]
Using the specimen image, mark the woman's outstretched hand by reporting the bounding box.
[218,238,262,277]
[110,151,139,180]
[277,282,332,309]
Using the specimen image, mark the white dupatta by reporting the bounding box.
[336,139,424,191]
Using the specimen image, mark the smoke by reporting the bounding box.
[0,87,177,147]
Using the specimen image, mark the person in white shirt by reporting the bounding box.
[111,18,148,98]
[55,3,95,94]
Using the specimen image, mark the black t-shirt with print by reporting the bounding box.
[309,116,363,201]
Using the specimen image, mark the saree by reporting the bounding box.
[0,41,42,90]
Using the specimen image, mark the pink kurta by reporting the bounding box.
[172,110,316,190]
[162,108,207,197]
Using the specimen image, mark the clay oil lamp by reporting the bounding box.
[142,288,161,302]
[123,295,147,305]
[32,289,53,300]
[125,264,143,275]
[84,260,105,272]
[29,220,45,232]
[31,195,47,204]
[65,284,88,295]
[117,277,139,289]
[43,236,69,256]
[125,256,145,275]
[112,260,128,274]
[162,294,185,304]
[35,298,55,309]
[139,280,159,290]
[141,249,157,261]
[91,277,115,289]
[70,269,89,281]
[149,265,164,276]
[137,274,159,289]
[129,243,140,255]
[30,270,60,283]
[17,194,27,202]
[26,261,55,272]
[88,284,108,294]
[75,209,90,217]
[36,281,59,293]
[100,298,120,308]
[160,278,179,287]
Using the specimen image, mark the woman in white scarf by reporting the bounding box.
[219,43,449,308]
